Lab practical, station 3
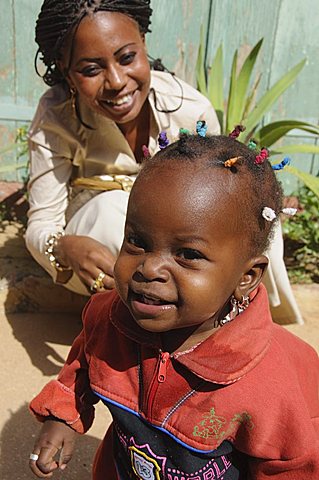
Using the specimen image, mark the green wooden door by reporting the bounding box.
[1,0,318,190]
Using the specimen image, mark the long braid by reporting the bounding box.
[35,0,152,86]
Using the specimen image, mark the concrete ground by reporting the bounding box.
[0,221,318,480]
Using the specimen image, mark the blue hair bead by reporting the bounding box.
[272,157,291,171]
[196,120,208,137]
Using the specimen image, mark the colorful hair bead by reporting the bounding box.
[141,145,151,159]
[254,147,269,165]
[224,156,241,168]
[248,139,257,150]
[196,120,207,137]
[228,124,246,138]
[262,207,276,222]
[158,131,169,150]
[281,207,297,216]
[179,128,190,136]
[272,157,291,170]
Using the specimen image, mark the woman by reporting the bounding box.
[26,0,220,296]
[26,0,303,325]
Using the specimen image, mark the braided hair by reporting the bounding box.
[35,0,152,86]
[138,135,283,258]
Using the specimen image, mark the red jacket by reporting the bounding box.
[30,285,319,479]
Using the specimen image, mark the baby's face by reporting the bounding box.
[114,163,252,340]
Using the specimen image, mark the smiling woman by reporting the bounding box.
[25,0,220,297]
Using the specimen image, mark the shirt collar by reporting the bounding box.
[110,285,272,385]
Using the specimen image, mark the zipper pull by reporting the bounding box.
[158,351,169,383]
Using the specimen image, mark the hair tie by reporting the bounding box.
[248,139,257,150]
[262,207,276,222]
[179,128,190,136]
[196,120,207,137]
[228,125,246,138]
[254,147,269,165]
[141,145,151,159]
[272,157,291,170]
[158,131,169,150]
[281,207,297,216]
[224,156,241,168]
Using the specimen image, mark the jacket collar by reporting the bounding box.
[110,284,273,385]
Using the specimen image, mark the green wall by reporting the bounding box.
[1,0,318,190]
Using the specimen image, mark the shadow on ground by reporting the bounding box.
[0,403,102,480]
[0,221,88,316]
[7,311,82,376]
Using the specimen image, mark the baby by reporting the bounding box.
[29,134,319,479]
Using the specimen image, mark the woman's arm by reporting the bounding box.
[26,140,116,291]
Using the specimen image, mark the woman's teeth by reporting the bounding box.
[106,94,132,106]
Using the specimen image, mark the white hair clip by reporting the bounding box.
[281,207,297,216]
[262,207,276,222]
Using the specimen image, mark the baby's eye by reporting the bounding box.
[126,233,145,250]
[177,248,205,261]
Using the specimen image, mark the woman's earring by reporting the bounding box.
[216,294,250,327]
[70,87,76,112]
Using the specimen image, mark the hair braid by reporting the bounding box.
[35,0,152,86]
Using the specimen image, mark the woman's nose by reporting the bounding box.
[135,254,170,283]
[104,65,126,91]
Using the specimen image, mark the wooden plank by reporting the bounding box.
[146,0,211,85]
[15,0,46,106]
[267,0,319,124]
[205,0,282,97]
[0,0,15,101]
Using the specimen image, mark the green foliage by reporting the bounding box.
[283,186,319,283]
[196,36,319,197]
[0,125,29,178]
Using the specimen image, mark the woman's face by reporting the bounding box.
[61,11,151,125]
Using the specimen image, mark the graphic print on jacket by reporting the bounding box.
[99,398,248,479]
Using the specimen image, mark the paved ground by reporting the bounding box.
[0,221,318,479]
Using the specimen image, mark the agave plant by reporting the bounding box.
[196,37,319,196]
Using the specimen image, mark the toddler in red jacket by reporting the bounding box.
[29,133,319,479]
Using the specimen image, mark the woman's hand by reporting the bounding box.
[29,420,76,478]
[55,235,116,292]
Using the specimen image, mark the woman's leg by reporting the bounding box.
[64,190,129,295]
[263,221,304,324]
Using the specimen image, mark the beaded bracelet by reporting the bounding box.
[45,232,71,272]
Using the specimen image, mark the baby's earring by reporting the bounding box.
[217,294,250,327]
[69,87,77,112]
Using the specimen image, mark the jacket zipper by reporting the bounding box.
[146,350,170,418]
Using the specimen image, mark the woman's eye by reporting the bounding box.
[120,52,136,66]
[80,66,101,77]
[178,249,204,261]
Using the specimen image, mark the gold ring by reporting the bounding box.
[90,272,106,293]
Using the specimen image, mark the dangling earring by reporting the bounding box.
[70,87,76,112]
[216,294,250,327]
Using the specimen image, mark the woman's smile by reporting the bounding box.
[98,90,137,115]
[63,12,151,125]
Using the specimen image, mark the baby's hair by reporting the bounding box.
[35,0,152,86]
[139,135,283,258]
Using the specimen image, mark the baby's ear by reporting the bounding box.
[234,255,268,299]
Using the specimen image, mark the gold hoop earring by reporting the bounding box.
[70,87,76,112]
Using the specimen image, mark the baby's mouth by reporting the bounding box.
[135,293,169,306]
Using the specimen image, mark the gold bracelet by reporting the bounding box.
[45,232,71,272]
